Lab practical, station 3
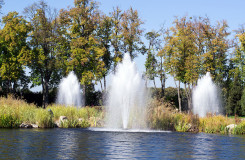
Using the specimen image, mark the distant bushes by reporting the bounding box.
[149,87,189,111]
[147,98,198,132]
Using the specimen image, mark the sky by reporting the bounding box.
[1,0,245,91]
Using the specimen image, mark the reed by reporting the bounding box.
[0,96,103,128]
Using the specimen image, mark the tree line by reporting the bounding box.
[0,0,244,116]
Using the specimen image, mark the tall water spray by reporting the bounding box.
[192,72,221,117]
[106,53,147,129]
[57,71,82,107]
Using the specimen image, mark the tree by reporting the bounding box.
[24,1,63,108]
[97,14,113,91]
[200,18,230,85]
[121,7,144,59]
[110,7,124,71]
[145,30,161,89]
[110,6,145,72]
[0,12,30,93]
[60,0,105,101]
[226,71,242,115]
[163,16,198,112]
[240,87,245,116]
[229,26,245,116]
[163,16,230,112]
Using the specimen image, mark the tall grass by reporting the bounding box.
[233,120,245,134]
[0,96,103,128]
[199,115,235,134]
[147,98,245,134]
[0,96,37,128]
[47,105,104,127]
[0,96,244,134]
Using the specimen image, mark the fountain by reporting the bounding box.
[192,72,221,117]
[106,53,148,129]
[57,71,82,107]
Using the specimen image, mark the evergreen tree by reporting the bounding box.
[226,72,242,115]
[240,88,245,116]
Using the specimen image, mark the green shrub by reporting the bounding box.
[199,115,233,134]
[60,119,90,128]
[174,113,190,132]
[35,109,54,128]
[0,114,21,128]
[147,99,176,130]
[233,121,245,134]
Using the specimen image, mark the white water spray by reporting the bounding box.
[57,71,82,107]
[106,53,147,129]
[192,72,221,117]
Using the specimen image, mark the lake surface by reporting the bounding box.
[0,128,244,160]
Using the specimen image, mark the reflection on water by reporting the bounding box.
[0,128,244,159]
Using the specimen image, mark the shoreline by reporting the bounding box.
[0,97,244,135]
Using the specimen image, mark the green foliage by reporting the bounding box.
[226,74,242,116]
[0,11,30,93]
[241,88,245,116]
[35,109,54,128]
[147,98,245,134]
[59,0,106,88]
[24,1,65,108]
[121,7,144,58]
[173,113,198,132]
[0,97,102,128]
[60,119,90,128]
[162,16,230,111]
[199,115,233,134]
[147,98,176,130]
[233,120,245,134]
[0,114,21,128]
[1,1,245,117]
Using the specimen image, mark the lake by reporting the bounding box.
[0,128,244,159]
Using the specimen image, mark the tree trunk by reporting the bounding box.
[153,77,156,89]
[184,83,193,113]
[42,77,49,109]
[175,80,182,112]
[7,79,11,94]
[160,57,165,97]
[13,81,17,96]
[103,75,106,91]
[161,73,166,97]
[100,80,103,91]
[82,84,86,106]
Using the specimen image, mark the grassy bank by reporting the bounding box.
[147,98,245,135]
[0,96,103,128]
[0,96,244,135]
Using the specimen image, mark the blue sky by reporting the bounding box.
[1,0,245,90]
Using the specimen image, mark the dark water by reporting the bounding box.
[0,128,244,160]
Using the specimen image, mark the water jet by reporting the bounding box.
[192,72,221,117]
[57,71,82,107]
[106,53,147,129]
